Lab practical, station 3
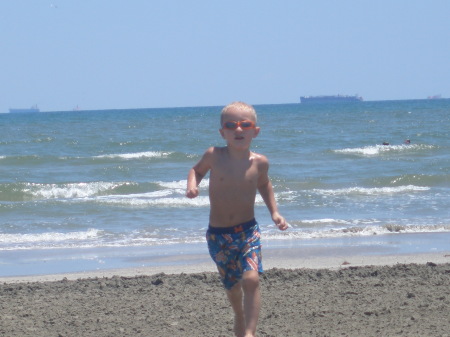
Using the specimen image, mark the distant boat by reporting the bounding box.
[300,95,363,104]
[9,105,40,113]
[427,94,442,100]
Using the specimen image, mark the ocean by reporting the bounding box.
[1,99,449,276]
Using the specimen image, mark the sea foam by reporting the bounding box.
[334,144,434,156]
[94,151,172,159]
[0,229,101,250]
[313,185,430,196]
[24,182,127,199]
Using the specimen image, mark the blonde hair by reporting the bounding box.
[220,101,257,125]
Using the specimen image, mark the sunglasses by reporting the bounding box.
[222,120,256,130]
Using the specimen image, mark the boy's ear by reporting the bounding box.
[252,126,261,138]
[219,128,226,139]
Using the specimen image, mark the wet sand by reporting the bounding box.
[1,253,450,337]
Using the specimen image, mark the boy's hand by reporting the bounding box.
[272,212,288,231]
[186,187,199,199]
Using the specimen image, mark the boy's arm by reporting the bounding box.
[257,157,288,231]
[186,147,213,199]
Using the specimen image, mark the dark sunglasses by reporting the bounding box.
[222,120,256,130]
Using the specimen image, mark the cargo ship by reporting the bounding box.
[300,95,363,104]
[9,105,40,113]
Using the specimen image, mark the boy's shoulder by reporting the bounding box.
[250,151,269,167]
[199,146,226,163]
[204,146,226,156]
[249,150,267,160]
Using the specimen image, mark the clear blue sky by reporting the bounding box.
[1,0,449,112]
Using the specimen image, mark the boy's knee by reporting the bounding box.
[242,271,260,290]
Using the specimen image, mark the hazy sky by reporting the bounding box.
[1,0,449,112]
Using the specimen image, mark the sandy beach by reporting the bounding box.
[1,252,450,337]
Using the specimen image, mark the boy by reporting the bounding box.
[186,101,287,337]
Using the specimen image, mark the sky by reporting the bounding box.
[1,0,449,112]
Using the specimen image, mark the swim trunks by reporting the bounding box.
[206,218,263,290]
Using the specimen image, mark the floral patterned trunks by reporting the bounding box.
[206,218,263,290]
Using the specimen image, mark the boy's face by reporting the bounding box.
[219,107,260,150]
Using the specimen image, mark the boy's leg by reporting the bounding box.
[242,270,261,336]
[226,282,246,337]
[226,270,261,337]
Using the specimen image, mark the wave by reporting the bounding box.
[93,151,173,160]
[0,150,194,165]
[334,144,436,156]
[367,174,450,188]
[30,182,126,199]
[90,179,265,208]
[0,182,140,201]
[313,185,430,196]
[0,180,199,202]
[0,227,204,251]
[0,179,271,209]
[261,222,450,240]
[0,179,211,206]
[2,221,449,251]
[93,195,211,207]
[0,178,433,206]
[0,228,102,250]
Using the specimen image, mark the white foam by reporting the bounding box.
[334,144,434,156]
[94,195,211,207]
[314,185,429,196]
[25,182,124,199]
[3,222,449,251]
[262,223,450,240]
[94,151,172,159]
[157,179,209,190]
[300,218,351,225]
[0,229,100,248]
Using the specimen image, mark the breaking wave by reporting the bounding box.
[93,151,173,160]
[334,144,435,156]
[313,185,430,196]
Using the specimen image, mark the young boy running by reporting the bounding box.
[186,101,288,337]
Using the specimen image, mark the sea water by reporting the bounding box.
[1,100,449,276]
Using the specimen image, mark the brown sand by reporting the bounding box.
[1,262,450,337]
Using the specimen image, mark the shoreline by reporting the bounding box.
[2,231,450,283]
[1,248,449,284]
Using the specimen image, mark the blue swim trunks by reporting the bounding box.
[206,218,263,290]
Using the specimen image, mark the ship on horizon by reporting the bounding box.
[300,95,363,104]
[9,105,40,113]
[427,94,442,100]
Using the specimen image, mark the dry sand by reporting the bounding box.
[1,254,450,337]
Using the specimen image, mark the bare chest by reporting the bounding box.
[210,158,259,190]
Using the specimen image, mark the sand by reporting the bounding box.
[1,253,450,337]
